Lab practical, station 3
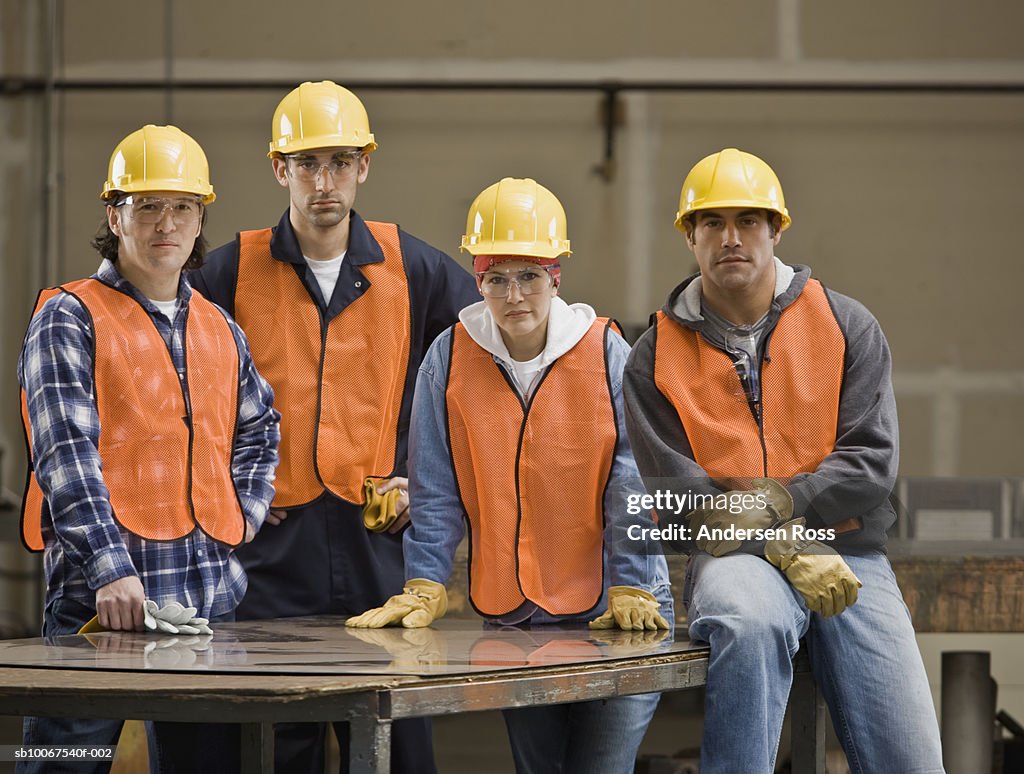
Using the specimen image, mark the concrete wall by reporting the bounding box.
[2,0,1023,597]
[2,0,1022,491]
[1,0,1023,761]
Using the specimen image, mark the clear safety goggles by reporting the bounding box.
[285,151,364,181]
[475,266,557,298]
[117,195,203,226]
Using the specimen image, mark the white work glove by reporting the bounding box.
[143,599,214,635]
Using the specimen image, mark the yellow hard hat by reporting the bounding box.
[101,124,215,204]
[268,80,378,158]
[675,148,791,233]
[460,178,571,260]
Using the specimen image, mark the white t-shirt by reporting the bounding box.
[304,252,346,305]
[149,297,178,323]
[508,351,546,400]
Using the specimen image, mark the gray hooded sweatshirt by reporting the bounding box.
[623,261,898,555]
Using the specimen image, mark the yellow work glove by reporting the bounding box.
[588,586,671,631]
[765,518,862,618]
[362,477,401,533]
[78,615,105,634]
[688,477,794,556]
[589,627,671,657]
[346,626,448,671]
[345,579,448,629]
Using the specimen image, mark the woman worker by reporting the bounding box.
[347,177,673,774]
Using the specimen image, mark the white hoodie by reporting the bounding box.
[457,296,597,400]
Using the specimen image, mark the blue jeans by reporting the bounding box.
[20,597,239,774]
[503,693,661,774]
[686,551,944,774]
[498,581,673,774]
[236,495,436,774]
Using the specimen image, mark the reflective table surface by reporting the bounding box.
[0,617,704,676]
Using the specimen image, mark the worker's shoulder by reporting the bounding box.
[420,324,456,373]
[388,225,457,265]
[35,284,93,321]
[23,287,94,349]
[624,321,657,371]
[205,234,244,266]
[818,283,884,341]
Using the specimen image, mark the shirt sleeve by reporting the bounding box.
[784,298,900,526]
[603,331,672,591]
[189,240,240,315]
[224,316,280,533]
[423,249,480,346]
[403,330,465,585]
[19,294,138,590]
[623,326,725,551]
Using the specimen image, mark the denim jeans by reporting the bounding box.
[686,551,944,774]
[502,693,661,774]
[20,597,239,774]
[498,581,673,774]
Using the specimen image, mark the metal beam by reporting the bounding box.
[3,77,1024,95]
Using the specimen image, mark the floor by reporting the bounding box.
[0,688,853,773]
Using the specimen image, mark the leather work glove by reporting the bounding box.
[346,626,448,671]
[588,586,671,631]
[689,477,794,556]
[79,600,213,636]
[589,627,671,657]
[765,518,862,617]
[345,579,448,629]
[362,477,403,533]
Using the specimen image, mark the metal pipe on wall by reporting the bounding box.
[941,650,996,774]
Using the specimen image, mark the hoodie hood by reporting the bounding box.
[458,296,597,368]
[664,258,808,329]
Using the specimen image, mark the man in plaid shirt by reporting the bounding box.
[18,125,279,774]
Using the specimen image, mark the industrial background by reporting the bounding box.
[1,1,1022,771]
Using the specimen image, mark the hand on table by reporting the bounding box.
[95,576,145,631]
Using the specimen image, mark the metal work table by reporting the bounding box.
[0,617,825,773]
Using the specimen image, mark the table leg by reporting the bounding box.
[790,662,826,774]
[240,720,274,774]
[349,716,392,774]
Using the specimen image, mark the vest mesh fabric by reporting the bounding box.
[22,280,243,548]
[654,279,845,485]
[447,320,615,617]
[235,222,410,506]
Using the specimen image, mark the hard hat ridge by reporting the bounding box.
[101,124,215,204]
[268,80,378,158]
[675,147,791,233]
[460,177,571,260]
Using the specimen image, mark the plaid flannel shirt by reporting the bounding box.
[19,260,280,620]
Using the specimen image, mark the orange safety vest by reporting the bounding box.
[653,278,845,485]
[446,318,618,618]
[235,223,411,508]
[20,279,244,551]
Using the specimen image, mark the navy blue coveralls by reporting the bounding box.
[192,209,478,774]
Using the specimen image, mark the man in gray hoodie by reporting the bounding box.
[623,148,943,774]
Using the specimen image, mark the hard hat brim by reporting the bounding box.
[674,200,791,233]
[459,239,571,260]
